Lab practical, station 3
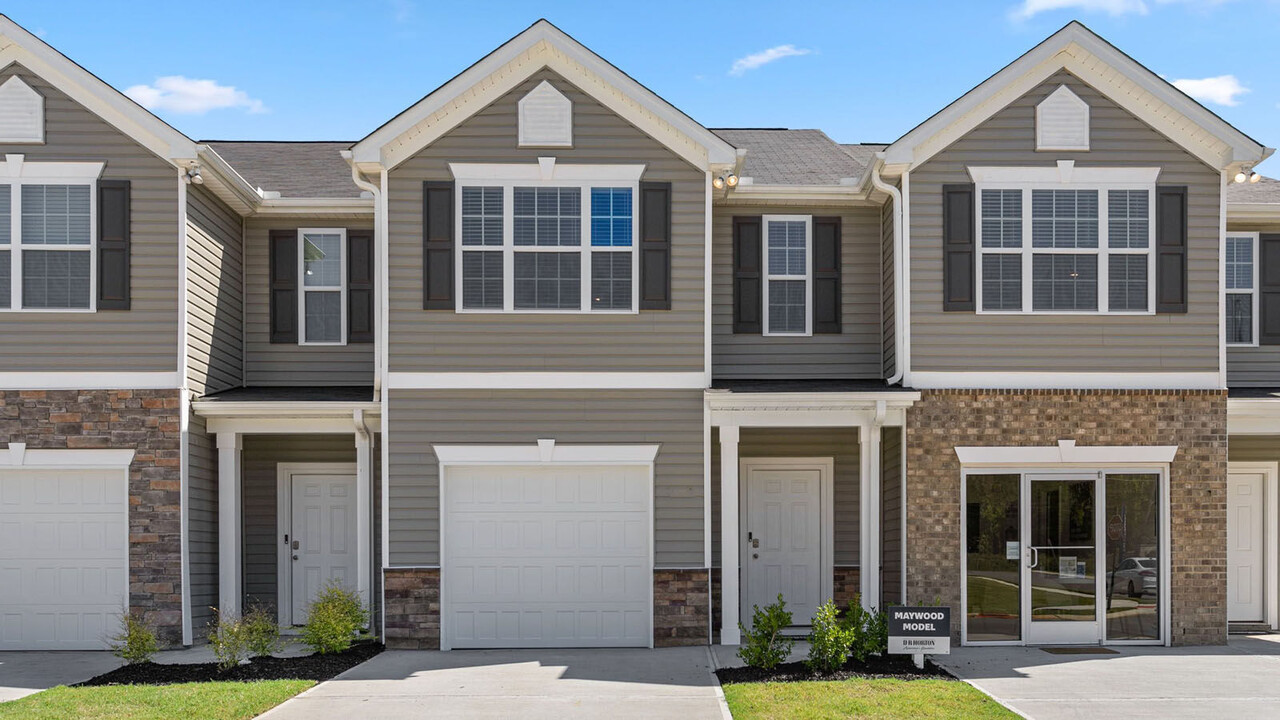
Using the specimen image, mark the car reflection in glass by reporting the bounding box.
[1110,557,1157,597]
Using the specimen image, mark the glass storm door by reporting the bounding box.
[1024,475,1101,644]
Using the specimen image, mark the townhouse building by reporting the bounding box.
[0,15,1276,651]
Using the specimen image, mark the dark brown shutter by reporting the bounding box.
[732,216,762,334]
[97,179,130,310]
[639,181,672,310]
[1155,185,1188,314]
[348,230,374,343]
[422,181,454,309]
[1259,234,1280,345]
[813,216,842,334]
[269,229,298,344]
[942,183,975,311]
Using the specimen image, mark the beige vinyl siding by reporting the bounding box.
[882,196,896,378]
[385,70,705,373]
[187,412,217,636]
[880,426,902,605]
[186,185,243,395]
[0,64,179,373]
[387,389,704,567]
[1225,222,1280,386]
[712,205,883,378]
[909,70,1221,373]
[709,427,860,569]
[243,217,374,386]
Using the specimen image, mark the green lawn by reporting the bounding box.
[0,680,314,720]
[722,679,1017,720]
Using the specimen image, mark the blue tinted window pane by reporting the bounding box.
[590,187,632,247]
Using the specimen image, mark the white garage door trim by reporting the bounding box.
[1,444,133,650]
[436,441,658,650]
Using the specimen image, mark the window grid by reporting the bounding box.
[298,228,346,345]
[1226,233,1258,346]
[5,180,97,312]
[762,216,811,336]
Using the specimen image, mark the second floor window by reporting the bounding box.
[0,181,95,311]
[300,229,346,345]
[763,215,812,336]
[1226,232,1258,346]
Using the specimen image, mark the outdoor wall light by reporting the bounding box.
[713,173,739,190]
[1234,167,1261,184]
[184,166,204,185]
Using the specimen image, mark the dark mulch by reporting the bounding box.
[716,654,954,684]
[76,641,383,687]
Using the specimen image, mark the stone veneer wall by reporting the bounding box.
[905,389,1227,646]
[0,389,184,645]
[383,568,441,649]
[654,569,709,647]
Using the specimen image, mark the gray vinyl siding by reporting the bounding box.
[188,412,218,635]
[386,70,705,373]
[880,426,902,606]
[0,64,179,373]
[709,427,860,569]
[881,197,896,378]
[387,389,704,567]
[241,435,359,612]
[243,217,374,386]
[712,205,883,378]
[909,70,1221,373]
[1225,222,1280,386]
[186,185,243,395]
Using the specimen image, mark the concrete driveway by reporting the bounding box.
[937,634,1280,719]
[0,652,122,702]
[258,646,728,720]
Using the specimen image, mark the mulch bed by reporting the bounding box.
[716,654,954,684]
[76,641,384,686]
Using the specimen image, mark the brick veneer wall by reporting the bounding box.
[654,569,710,647]
[383,568,440,649]
[905,389,1227,646]
[833,566,860,607]
[0,389,184,645]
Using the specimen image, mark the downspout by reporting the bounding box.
[344,153,382,402]
[870,156,905,386]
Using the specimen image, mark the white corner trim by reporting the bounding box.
[967,162,1159,185]
[0,445,135,468]
[387,371,707,390]
[448,162,645,182]
[955,440,1177,466]
[434,442,660,465]
[0,371,182,390]
[908,371,1222,390]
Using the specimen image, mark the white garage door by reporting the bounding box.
[0,468,128,650]
[442,464,651,649]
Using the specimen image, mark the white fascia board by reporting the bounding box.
[449,162,645,182]
[908,371,1222,390]
[883,22,1268,171]
[205,416,382,435]
[434,442,660,465]
[955,440,1177,466]
[704,390,921,410]
[351,21,735,170]
[255,197,375,216]
[968,163,1159,185]
[721,183,871,203]
[0,19,195,163]
[192,400,382,418]
[0,371,181,390]
[387,371,707,390]
[2,443,135,468]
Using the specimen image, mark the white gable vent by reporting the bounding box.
[1036,85,1089,151]
[0,76,44,144]
[518,80,572,148]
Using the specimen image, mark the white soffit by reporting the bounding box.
[350,20,737,171]
[882,21,1269,172]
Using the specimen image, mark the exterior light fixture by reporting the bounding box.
[185,166,204,185]
[1235,169,1248,184]
[712,175,725,190]
[725,173,739,187]
[1251,171,1262,183]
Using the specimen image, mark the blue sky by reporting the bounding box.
[6,1,1279,168]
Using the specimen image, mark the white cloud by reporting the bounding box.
[1011,0,1148,20]
[1171,74,1249,106]
[729,45,811,76]
[125,76,266,115]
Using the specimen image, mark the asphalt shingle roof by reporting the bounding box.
[203,141,363,198]
[1227,176,1280,204]
[711,129,881,186]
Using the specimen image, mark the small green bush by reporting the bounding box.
[805,599,855,673]
[243,605,282,658]
[842,594,889,663]
[107,610,158,664]
[736,594,794,670]
[300,581,369,655]
[207,608,249,671]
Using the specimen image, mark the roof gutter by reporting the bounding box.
[342,151,384,403]
[870,155,905,386]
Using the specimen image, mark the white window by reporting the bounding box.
[298,228,346,345]
[1226,232,1259,346]
[976,182,1154,315]
[452,163,642,314]
[762,214,812,336]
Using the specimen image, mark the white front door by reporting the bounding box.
[290,472,358,624]
[1228,471,1266,623]
[742,462,826,625]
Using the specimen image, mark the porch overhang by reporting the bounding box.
[705,389,921,428]
[193,399,382,435]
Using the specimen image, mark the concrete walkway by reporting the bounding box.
[0,652,122,702]
[937,634,1280,719]
[258,646,729,720]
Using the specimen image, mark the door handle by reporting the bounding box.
[1028,546,1039,569]
[292,554,298,561]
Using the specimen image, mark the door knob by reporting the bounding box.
[752,553,759,559]
[292,554,298,561]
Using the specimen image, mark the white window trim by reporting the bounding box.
[297,227,347,346]
[0,156,105,313]
[972,164,1159,316]
[434,440,660,465]
[451,163,644,315]
[1226,231,1260,348]
[954,440,1178,466]
[2,442,135,468]
[761,214,813,337]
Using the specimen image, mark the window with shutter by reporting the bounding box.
[762,215,811,336]
[1225,232,1258,346]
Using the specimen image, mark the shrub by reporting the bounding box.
[300,581,369,655]
[736,594,794,670]
[207,608,249,671]
[842,594,889,663]
[243,605,282,658]
[805,599,855,673]
[107,610,158,664]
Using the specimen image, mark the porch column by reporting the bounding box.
[859,422,882,611]
[217,431,242,618]
[720,425,741,645]
[353,410,372,611]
